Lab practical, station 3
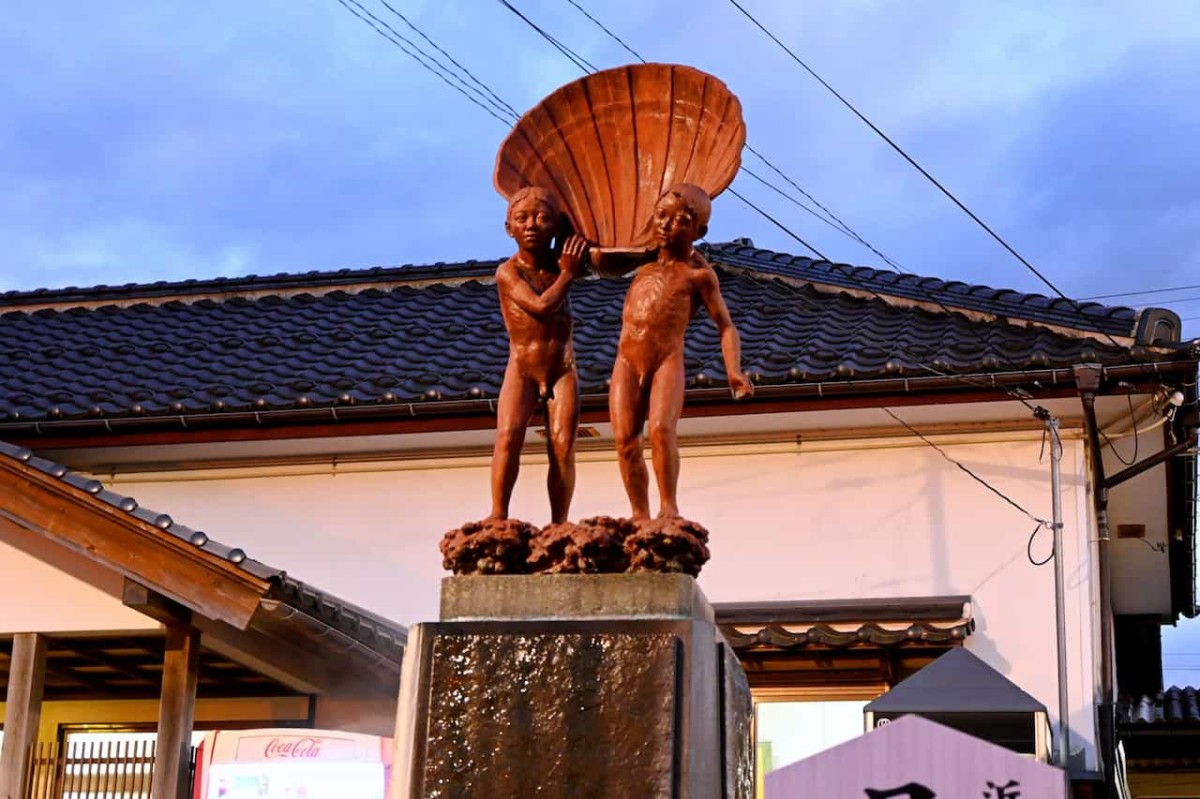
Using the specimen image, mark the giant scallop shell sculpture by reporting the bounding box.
[494,63,746,253]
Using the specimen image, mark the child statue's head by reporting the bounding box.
[652,183,711,248]
[505,187,564,252]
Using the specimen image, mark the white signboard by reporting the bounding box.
[765,715,1066,799]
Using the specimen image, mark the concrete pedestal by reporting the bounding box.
[391,574,753,798]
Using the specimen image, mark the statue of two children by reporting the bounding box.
[490,184,753,525]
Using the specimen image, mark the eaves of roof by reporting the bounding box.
[714,595,974,652]
[1120,686,1200,727]
[0,439,407,662]
[0,260,501,309]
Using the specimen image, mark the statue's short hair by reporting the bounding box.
[508,186,562,217]
[661,183,711,229]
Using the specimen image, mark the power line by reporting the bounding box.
[739,167,851,239]
[496,0,597,73]
[505,1,831,263]
[739,147,907,272]
[563,0,645,64]
[559,0,909,274]
[549,0,1067,416]
[727,188,827,260]
[724,0,1129,353]
[372,0,522,120]
[353,0,1069,542]
[743,143,908,273]
[1079,284,1200,301]
[882,407,1050,527]
[334,0,515,125]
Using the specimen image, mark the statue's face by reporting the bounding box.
[506,197,558,251]
[652,193,702,249]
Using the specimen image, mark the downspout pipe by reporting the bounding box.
[1074,364,1116,797]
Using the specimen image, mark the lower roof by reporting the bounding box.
[0,439,406,695]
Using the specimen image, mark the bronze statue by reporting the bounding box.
[490,187,588,524]
[443,64,752,576]
[610,184,753,521]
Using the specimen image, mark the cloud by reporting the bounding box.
[1,0,1198,311]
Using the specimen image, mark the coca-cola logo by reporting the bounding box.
[263,737,322,758]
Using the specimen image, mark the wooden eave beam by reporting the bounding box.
[124,581,394,697]
[0,458,270,628]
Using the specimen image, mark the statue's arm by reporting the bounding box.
[696,267,754,400]
[497,237,587,318]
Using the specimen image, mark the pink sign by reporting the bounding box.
[765,715,1065,799]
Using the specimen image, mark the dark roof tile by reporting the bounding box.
[1120,687,1200,726]
[0,244,1186,430]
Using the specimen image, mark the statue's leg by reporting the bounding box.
[545,369,580,524]
[648,353,685,519]
[610,356,651,520]
[489,360,538,520]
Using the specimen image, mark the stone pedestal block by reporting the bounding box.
[391,574,752,798]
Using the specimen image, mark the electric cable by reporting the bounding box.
[882,407,1050,527]
[560,0,909,273]
[1080,284,1200,301]
[334,0,515,125]
[547,0,1059,416]
[1100,394,1140,467]
[496,0,598,73]
[372,0,522,120]
[1027,522,1054,567]
[726,188,827,260]
[743,143,908,273]
[344,0,1088,556]
[739,166,888,247]
[346,0,517,122]
[724,0,1129,352]
[563,0,645,64]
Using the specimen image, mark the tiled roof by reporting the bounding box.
[705,242,1142,337]
[715,595,974,652]
[1120,687,1200,726]
[0,244,1186,433]
[0,439,407,660]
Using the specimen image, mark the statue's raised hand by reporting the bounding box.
[558,235,588,278]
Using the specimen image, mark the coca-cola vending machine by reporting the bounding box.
[192,729,392,799]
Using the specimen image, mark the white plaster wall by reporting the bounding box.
[0,539,158,633]
[103,435,1100,767]
[1104,431,1173,617]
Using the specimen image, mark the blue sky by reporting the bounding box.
[2,2,1199,678]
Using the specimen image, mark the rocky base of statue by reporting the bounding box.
[438,518,537,575]
[441,516,710,576]
[625,517,710,576]
[528,516,629,573]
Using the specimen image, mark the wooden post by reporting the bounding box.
[150,623,201,799]
[0,633,47,799]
